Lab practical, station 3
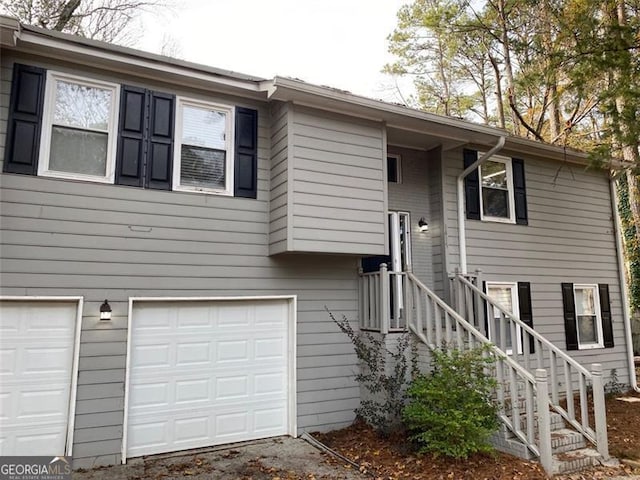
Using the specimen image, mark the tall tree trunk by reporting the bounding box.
[489,54,506,129]
[613,0,640,242]
[53,0,82,31]
[497,0,519,134]
[548,80,562,140]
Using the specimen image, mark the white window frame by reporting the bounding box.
[486,281,522,355]
[38,71,120,184]
[173,97,234,196]
[573,284,604,350]
[478,154,516,224]
[387,153,402,184]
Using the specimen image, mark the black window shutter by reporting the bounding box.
[4,64,46,175]
[517,282,535,353]
[146,92,174,190]
[512,158,528,225]
[116,86,147,187]
[234,107,258,198]
[599,284,614,348]
[561,283,579,351]
[463,149,480,220]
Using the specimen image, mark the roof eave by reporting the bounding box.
[269,76,618,168]
[3,20,270,100]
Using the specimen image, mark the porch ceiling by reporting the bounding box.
[386,126,466,152]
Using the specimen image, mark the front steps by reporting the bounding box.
[492,411,608,474]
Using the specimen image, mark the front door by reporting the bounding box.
[389,212,411,326]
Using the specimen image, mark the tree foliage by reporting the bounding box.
[0,0,167,45]
[387,0,640,322]
[386,0,639,159]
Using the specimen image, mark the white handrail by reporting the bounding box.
[358,264,407,332]
[455,275,591,377]
[450,273,609,458]
[405,272,544,458]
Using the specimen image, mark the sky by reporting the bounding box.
[137,0,411,102]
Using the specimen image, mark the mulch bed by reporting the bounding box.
[314,390,640,479]
[606,390,640,461]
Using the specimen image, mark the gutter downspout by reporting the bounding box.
[457,136,506,274]
[610,177,639,392]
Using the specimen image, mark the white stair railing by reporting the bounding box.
[358,264,407,333]
[450,272,609,460]
[404,272,550,465]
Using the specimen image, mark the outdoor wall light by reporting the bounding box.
[418,218,429,232]
[100,299,112,321]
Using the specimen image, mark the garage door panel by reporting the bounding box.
[0,300,78,456]
[126,299,291,458]
[1,425,68,456]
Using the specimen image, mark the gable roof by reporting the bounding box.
[0,16,604,167]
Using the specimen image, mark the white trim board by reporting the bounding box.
[0,295,84,456]
[121,295,297,464]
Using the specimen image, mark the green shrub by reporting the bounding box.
[403,346,499,458]
[329,310,415,435]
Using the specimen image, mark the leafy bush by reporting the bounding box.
[403,346,499,459]
[605,368,627,396]
[329,310,415,435]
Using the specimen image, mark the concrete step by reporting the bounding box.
[550,429,587,454]
[499,411,566,438]
[489,432,537,461]
[552,448,603,475]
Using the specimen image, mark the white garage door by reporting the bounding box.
[0,300,79,456]
[125,298,293,458]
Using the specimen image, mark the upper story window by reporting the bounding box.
[387,154,401,183]
[573,284,603,349]
[479,156,515,223]
[4,63,259,199]
[463,149,528,225]
[174,99,234,195]
[38,72,119,183]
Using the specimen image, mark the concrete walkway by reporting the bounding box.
[73,436,367,479]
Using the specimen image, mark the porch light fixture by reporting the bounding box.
[418,218,429,232]
[100,299,112,321]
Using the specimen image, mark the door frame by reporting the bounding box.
[121,295,297,464]
[0,296,84,456]
[388,211,412,273]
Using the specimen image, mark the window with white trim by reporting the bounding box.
[573,284,604,349]
[479,155,515,223]
[38,72,119,183]
[486,282,522,355]
[173,98,234,195]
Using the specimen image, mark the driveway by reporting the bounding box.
[73,436,367,479]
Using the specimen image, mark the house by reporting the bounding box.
[0,16,636,473]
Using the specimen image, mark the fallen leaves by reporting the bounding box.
[315,409,640,480]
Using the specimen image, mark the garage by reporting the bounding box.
[0,298,81,456]
[123,297,296,460]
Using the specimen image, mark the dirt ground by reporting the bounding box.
[315,390,640,480]
[72,437,366,480]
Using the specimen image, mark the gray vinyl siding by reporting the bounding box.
[269,101,289,255]
[442,147,631,385]
[387,146,433,288]
[0,56,361,467]
[428,147,447,299]
[287,105,386,255]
